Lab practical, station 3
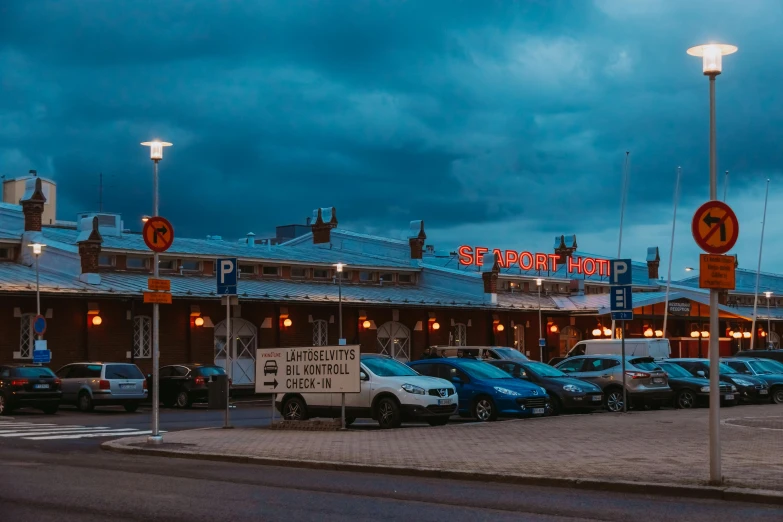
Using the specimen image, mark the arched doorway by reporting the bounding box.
[215,318,258,386]
[559,326,582,357]
[377,321,411,361]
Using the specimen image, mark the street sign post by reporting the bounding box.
[691,201,739,254]
[33,314,46,336]
[610,259,633,413]
[255,346,361,394]
[216,258,238,429]
[699,254,736,290]
[142,216,175,253]
[148,278,171,291]
[143,292,173,304]
[33,339,50,364]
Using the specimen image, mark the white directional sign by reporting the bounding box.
[255,346,361,394]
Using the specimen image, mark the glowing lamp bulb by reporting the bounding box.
[432,322,440,331]
[194,317,204,327]
[761,331,767,337]
[496,324,505,332]
[603,328,611,337]
[732,332,742,339]
[644,328,653,338]
[362,320,371,329]
[742,331,751,339]
[549,324,558,333]
[91,315,102,326]
[592,328,602,337]
[687,43,737,76]
[141,140,172,160]
[655,330,663,338]
[690,331,700,338]
[283,318,292,328]
[701,331,710,338]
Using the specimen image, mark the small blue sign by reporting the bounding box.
[539,338,546,347]
[33,350,51,364]
[610,259,633,286]
[611,311,634,321]
[216,258,238,295]
[610,285,633,312]
[33,315,47,336]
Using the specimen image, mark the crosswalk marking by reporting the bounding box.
[0,420,161,441]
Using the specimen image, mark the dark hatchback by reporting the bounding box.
[723,357,783,404]
[657,361,737,409]
[0,365,62,415]
[734,350,783,365]
[665,358,769,403]
[151,364,229,408]
[488,360,603,414]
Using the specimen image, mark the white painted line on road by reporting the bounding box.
[28,430,163,440]
[0,423,59,428]
[0,426,105,434]
[0,427,120,437]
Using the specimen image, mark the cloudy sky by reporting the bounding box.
[2,0,782,276]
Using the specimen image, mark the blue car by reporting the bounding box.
[408,358,550,421]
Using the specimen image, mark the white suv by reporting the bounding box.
[276,354,457,429]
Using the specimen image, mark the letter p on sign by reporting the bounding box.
[221,260,234,283]
[611,259,633,286]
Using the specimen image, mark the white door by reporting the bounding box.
[215,318,258,386]
[376,321,411,361]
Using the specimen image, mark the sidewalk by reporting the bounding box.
[104,404,783,503]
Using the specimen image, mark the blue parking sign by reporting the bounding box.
[216,258,237,295]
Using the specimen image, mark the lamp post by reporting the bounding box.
[688,41,736,485]
[335,263,346,429]
[764,291,773,349]
[141,140,172,445]
[536,278,543,362]
[29,243,45,337]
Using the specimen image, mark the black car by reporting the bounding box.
[657,361,738,409]
[153,364,228,408]
[489,360,603,415]
[665,358,769,403]
[734,350,783,365]
[723,357,783,404]
[0,365,62,415]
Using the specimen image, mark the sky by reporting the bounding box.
[2,0,783,278]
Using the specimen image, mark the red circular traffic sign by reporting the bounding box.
[691,200,739,254]
[143,216,175,253]
[33,314,46,336]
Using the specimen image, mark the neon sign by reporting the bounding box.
[457,245,611,277]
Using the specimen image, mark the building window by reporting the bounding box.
[181,260,201,271]
[262,266,280,277]
[133,316,152,359]
[313,268,330,279]
[338,270,351,281]
[126,257,148,269]
[452,323,467,347]
[0,247,15,260]
[398,273,414,284]
[98,255,114,267]
[239,264,256,276]
[380,273,394,283]
[291,267,308,278]
[312,319,328,346]
[359,271,375,282]
[158,259,177,270]
[17,314,34,359]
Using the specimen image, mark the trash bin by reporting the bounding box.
[208,374,229,409]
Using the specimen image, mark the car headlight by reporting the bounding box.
[700,386,710,393]
[401,383,425,395]
[733,379,753,387]
[494,387,521,396]
[563,384,583,393]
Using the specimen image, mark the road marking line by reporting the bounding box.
[0,423,59,427]
[0,427,125,438]
[27,430,162,440]
[0,426,105,434]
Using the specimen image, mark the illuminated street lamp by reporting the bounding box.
[334,262,346,429]
[28,243,46,336]
[765,291,773,348]
[140,139,172,445]
[536,278,543,361]
[687,42,737,485]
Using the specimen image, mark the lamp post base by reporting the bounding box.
[146,435,164,445]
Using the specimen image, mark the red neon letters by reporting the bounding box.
[457,245,610,276]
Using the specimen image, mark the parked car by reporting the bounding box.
[487,359,603,415]
[734,349,783,365]
[657,361,737,409]
[277,354,457,429]
[664,358,769,403]
[555,355,673,412]
[0,365,62,415]
[153,364,228,408]
[430,346,529,361]
[723,357,783,404]
[409,358,549,421]
[56,362,147,412]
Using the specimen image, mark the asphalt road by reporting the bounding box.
[1,403,782,521]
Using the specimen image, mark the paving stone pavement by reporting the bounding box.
[106,404,783,492]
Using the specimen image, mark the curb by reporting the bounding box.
[102,441,783,506]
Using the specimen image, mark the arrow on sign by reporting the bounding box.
[264,379,278,388]
[703,212,726,241]
[153,225,168,243]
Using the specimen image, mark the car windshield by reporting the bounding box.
[364,357,419,377]
[457,360,514,380]
[659,363,692,379]
[748,359,783,375]
[13,367,56,378]
[705,362,739,375]
[105,364,145,380]
[197,366,226,377]
[523,361,566,377]
[493,348,528,361]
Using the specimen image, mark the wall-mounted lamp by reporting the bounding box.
[194,317,205,327]
[283,318,293,328]
[431,322,440,331]
[701,331,710,338]
[644,327,653,338]
[602,327,611,337]
[496,323,505,332]
[363,320,372,329]
[91,315,103,326]
[732,331,742,339]
[742,331,751,339]
[690,330,700,338]
[655,329,663,338]
[549,324,559,334]
[592,328,602,336]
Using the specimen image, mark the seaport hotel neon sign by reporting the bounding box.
[457,245,611,277]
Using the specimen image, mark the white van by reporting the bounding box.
[567,339,671,360]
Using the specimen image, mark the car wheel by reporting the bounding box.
[0,394,8,416]
[176,391,192,409]
[772,387,783,405]
[77,392,94,412]
[41,405,59,415]
[472,396,498,422]
[124,402,139,413]
[605,389,624,413]
[426,416,449,427]
[282,397,308,421]
[377,398,402,429]
[677,390,696,409]
[549,396,562,416]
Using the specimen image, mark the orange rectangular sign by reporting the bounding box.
[143,292,172,304]
[699,254,736,290]
[147,278,171,291]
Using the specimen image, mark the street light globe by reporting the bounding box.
[592,328,602,337]
[335,263,345,273]
[765,291,773,299]
[536,278,543,287]
[28,243,46,255]
[141,140,173,160]
[687,43,737,75]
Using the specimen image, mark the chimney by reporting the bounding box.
[77,216,103,274]
[311,207,337,244]
[246,232,256,247]
[20,177,47,232]
[407,220,426,262]
[481,252,500,304]
[554,234,578,265]
[646,246,660,280]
